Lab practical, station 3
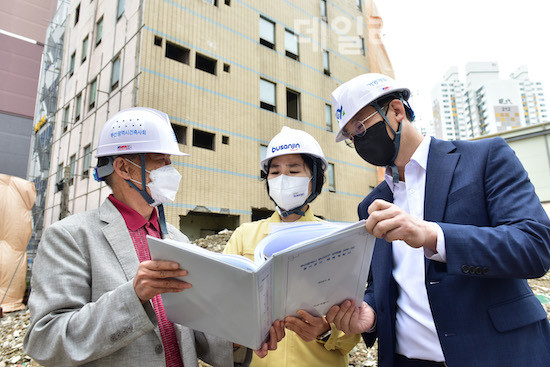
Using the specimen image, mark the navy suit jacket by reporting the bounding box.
[359,137,550,367]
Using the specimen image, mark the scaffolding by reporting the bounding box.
[26,0,70,267]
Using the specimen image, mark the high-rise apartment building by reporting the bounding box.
[431,62,548,139]
[32,0,382,240]
[431,67,469,140]
[510,65,549,126]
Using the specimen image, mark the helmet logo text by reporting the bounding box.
[366,77,388,87]
[336,105,345,121]
[110,129,147,138]
[117,145,132,151]
[272,143,301,153]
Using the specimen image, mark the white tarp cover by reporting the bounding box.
[0,174,36,313]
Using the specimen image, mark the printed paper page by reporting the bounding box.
[271,221,375,319]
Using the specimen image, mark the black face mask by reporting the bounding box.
[353,120,396,166]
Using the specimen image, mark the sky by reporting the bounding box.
[373,0,550,130]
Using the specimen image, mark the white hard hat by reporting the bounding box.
[96,107,188,157]
[331,73,410,142]
[261,126,328,173]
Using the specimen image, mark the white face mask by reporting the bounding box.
[126,159,182,207]
[268,174,311,211]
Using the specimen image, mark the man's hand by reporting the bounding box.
[367,199,437,251]
[326,300,375,334]
[254,320,285,358]
[133,260,191,303]
[284,310,330,342]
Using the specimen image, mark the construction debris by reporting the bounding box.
[192,230,233,253]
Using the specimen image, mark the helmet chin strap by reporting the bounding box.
[277,163,318,218]
[124,153,169,237]
[156,205,169,238]
[373,101,402,184]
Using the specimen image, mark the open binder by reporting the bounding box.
[148,220,375,350]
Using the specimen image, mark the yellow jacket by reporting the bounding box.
[223,209,361,367]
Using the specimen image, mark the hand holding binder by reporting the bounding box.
[148,220,375,350]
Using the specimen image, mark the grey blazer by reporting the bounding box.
[24,199,250,367]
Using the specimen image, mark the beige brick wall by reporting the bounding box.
[44,0,380,231]
[139,0,378,227]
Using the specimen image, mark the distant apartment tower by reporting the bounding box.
[36,0,382,240]
[510,65,549,125]
[431,67,469,140]
[431,62,548,139]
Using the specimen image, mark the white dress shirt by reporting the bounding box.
[384,136,446,362]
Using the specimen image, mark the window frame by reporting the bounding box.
[69,51,76,77]
[95,16,103,46]
[165,41,190,64]
[259,16,276,49]
[111,56,121,91]
[320,0,327,21]
[56,163,64,190]
[171,124,187,145]
[284,29,299,60]
[192,129,216,151]
[62,105,70,133]
[325,104,332,131]
[88,78,97,110]
[75,93,82,122]
[82,144,92,177]
[74,3,80,25]
[323,50,330,75]
[260,78,276,112]
[195,52,217,75]
[81,35,89,63]
[69,154,76,185]
[286,88,301,120]
[327,163,335,192]
[117,0,125,20]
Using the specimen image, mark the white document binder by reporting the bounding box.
[147,220,375,350]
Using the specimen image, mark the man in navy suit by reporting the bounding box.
[326,73,550,367]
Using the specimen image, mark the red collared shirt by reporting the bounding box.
[109,195,183,367]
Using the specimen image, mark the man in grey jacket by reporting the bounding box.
[24,107,284,367]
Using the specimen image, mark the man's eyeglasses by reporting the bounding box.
[342,110,379,141]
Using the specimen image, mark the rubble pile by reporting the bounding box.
[0,310,35,367]
[192,229,233,252]
[2,230,549,366]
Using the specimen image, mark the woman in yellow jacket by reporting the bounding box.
[223,126,360,366]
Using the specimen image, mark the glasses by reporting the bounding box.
[342,110,379,141]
